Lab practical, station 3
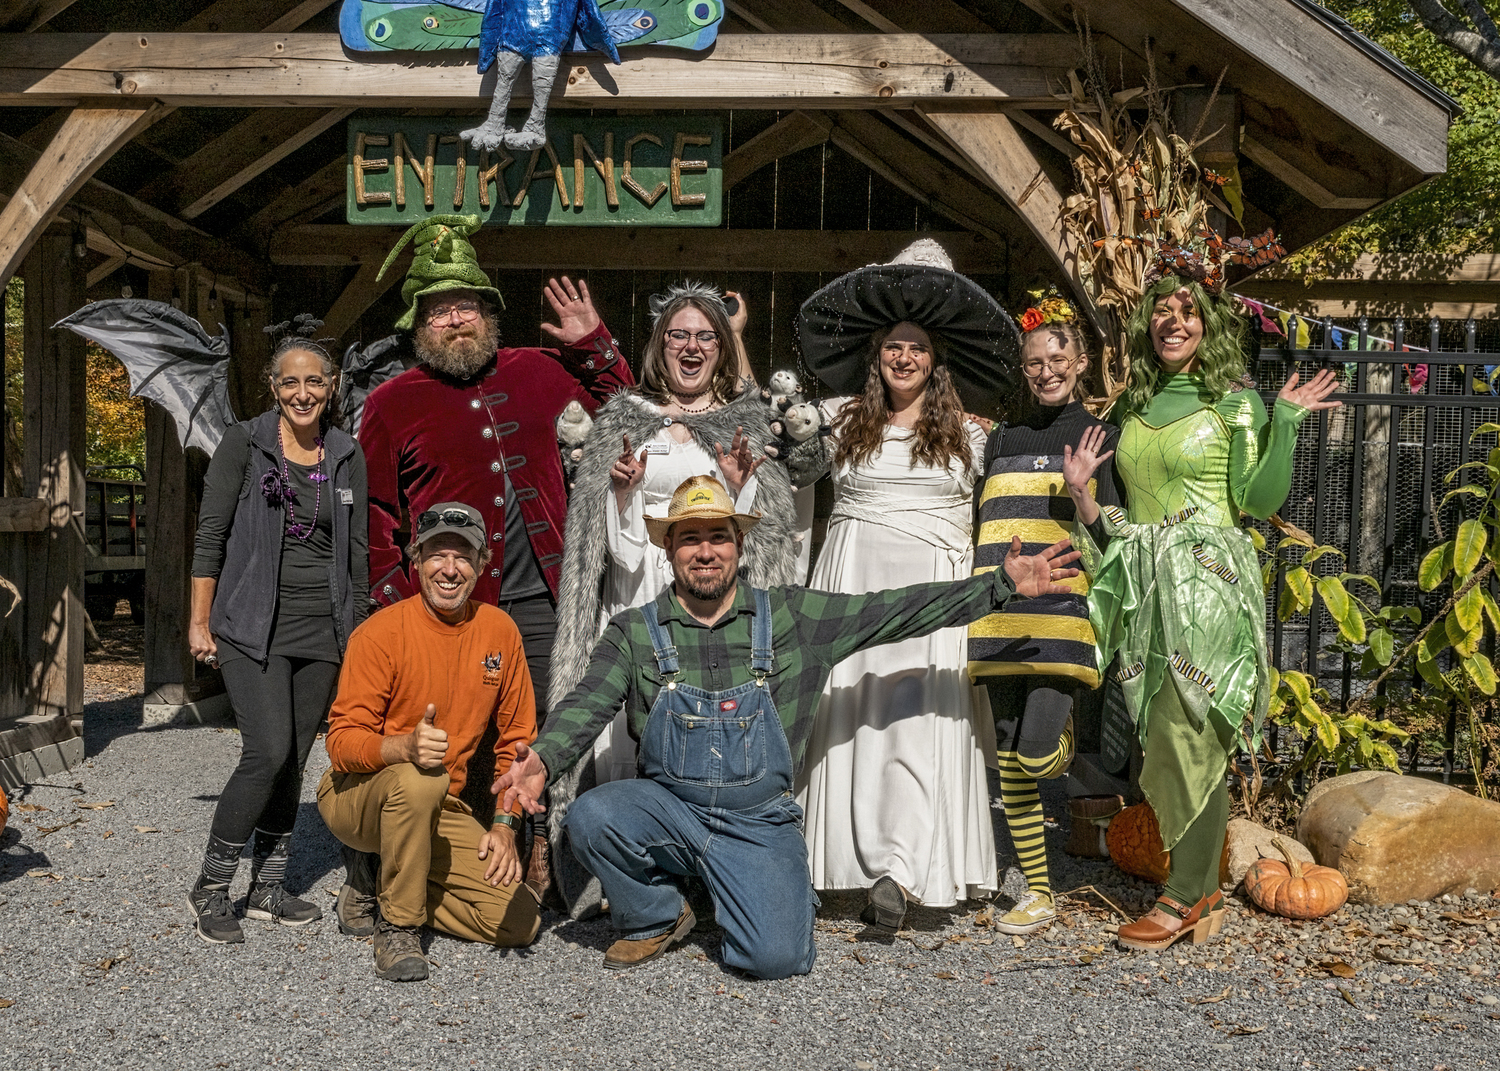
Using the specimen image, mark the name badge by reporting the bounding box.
[643,441,671,456]
[338,488,354,505]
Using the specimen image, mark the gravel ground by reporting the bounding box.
[0,631,1497,1070]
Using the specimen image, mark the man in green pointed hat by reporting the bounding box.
[350,215,633,924]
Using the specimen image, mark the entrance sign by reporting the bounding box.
[346,115,723,226]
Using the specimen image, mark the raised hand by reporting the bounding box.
[725,290,749,337]
[409,703,449,769]
[1002,536,1082,598]
[1063,425,1114,491]
[715,426,764,497]
[493,742,549,816]
[610,434,648,496]
[1279,368,1342,413]
[540,276,600,345]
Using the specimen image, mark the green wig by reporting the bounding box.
[1118,275,1249,417]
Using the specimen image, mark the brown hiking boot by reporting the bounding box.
[524,834,553,903]
[602,903,696,970]
[336,845,380,937]
[373,915,429,982]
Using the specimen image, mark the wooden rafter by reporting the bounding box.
[0,33,1080,108]
[722,111,831,190]
[321,259,401,341]
[138,107,354,219]
[179,0,335,33]
[0,0,78,31]
[1240,135,1382,211]
[0,102,168,283]
[272,226,1013,274]
[242,154,346,245]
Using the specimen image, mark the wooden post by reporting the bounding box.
[141,266,219,721]
[20,222,86,726]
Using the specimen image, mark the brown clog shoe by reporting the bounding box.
[603,903,696,970]
[1117,893,1214,951]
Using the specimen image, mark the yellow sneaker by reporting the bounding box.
[995,890,1057,935]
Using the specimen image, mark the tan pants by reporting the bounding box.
[316,764,540,946]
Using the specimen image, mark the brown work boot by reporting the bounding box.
[336,845,380,937]
[373,915,429,982]
[602,903,696,970]
[524,834,553,903]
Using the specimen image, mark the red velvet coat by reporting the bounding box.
[361,322,631,608]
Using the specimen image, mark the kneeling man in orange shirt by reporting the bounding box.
[318,502,539,981]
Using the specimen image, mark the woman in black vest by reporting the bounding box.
[186,318,369,945]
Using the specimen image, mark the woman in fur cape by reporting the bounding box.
[546,282,812,916]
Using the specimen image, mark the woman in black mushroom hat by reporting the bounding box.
[793,239,1020,931]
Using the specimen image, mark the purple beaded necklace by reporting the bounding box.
[261,418,328,540]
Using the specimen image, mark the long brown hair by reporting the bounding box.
[831,329,973,474]
[638,285,741,406]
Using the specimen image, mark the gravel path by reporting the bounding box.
[0,651,1496,1070]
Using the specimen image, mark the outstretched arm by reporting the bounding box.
[1228,370,1338,519]
[523,625,635,789]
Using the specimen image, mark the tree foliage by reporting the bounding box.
[1290,1,1500,276]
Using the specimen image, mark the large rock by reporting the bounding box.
[1222,818,1315,888]
[1297,771,1500,904]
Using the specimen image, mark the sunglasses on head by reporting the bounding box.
[416,508,480,534]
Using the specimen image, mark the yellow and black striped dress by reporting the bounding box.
[968,401,1122,685]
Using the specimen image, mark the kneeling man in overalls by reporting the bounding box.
[497,475,1079,978]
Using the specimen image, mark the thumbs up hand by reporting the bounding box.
[408,703,449,768]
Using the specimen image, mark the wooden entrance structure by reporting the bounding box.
[0,0,1455,781]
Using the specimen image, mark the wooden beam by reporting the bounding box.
[242,153,347,242]
[0,126,270,290]
[85,253,126,287]
[0,497,49,532]
[0,102,167,284]
[1241,134,1382,211]
[826,109,1027,247]
[272,226,1011,273]
[180,0,335,32]
[919,108,1098,326]
[137,107,354,220]
[0,33,1079,108]
[724,0,853,33]
[21,223,85,720]
[0,0,76,31]
[723,110,831,190]
[322,259,401,341]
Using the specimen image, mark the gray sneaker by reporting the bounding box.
[337,845,380,937]
[245,882,323,927]
[187,881,244,945]
[373,915,429,982]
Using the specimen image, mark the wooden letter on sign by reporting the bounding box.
[347,115,721,226]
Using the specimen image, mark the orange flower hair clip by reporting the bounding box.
[1018,294,1077,334]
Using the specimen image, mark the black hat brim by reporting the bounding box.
[796,264,1020,414]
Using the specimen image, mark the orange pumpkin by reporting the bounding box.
[1243,836,1348,919]
[0,782,7,835]
[1106,802,1171,882]
[1105,800,1232,885]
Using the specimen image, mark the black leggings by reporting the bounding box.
[209,655,341,845]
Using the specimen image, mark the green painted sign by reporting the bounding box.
[346,115,722,226]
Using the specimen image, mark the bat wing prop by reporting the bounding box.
[340,333,409,437]
[55,298,235,457]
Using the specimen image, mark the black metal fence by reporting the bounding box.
[1248,315,1500,781]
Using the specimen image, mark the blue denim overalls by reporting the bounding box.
[565,588,819,979]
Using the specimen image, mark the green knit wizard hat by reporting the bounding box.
[376,214,504,331]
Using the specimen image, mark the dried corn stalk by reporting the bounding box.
[1056,35,1231,401]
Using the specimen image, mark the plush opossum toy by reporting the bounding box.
[556,399,593,492]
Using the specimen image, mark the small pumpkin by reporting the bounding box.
[1243,836,1348,919]
[1105,800,1232,884]
[1106,802,1171,882]
[0,782,7,835]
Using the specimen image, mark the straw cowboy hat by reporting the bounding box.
[795,238,1021,415]
[645,475,762,548]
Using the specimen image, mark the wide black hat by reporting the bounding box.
[796,239,1020,413]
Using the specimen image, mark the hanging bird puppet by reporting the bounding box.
[341,0,723,150]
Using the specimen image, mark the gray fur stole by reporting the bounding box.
[545,389,803,917]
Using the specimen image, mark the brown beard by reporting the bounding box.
[414,315,499,380]
[682,570,735,603]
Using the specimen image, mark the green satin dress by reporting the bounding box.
[1079,373,1308,849]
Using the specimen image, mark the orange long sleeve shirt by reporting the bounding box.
[325,597,535,807]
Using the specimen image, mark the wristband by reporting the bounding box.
[492,812,520,829]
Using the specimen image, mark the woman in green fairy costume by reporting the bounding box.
[1064,262,1339,951]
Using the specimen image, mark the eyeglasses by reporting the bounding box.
[1020,355,1079,378]
[664,329,720,347]
[416,508,481,535]
[425,300,483,326]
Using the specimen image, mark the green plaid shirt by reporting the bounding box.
[535,569,1018,785]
